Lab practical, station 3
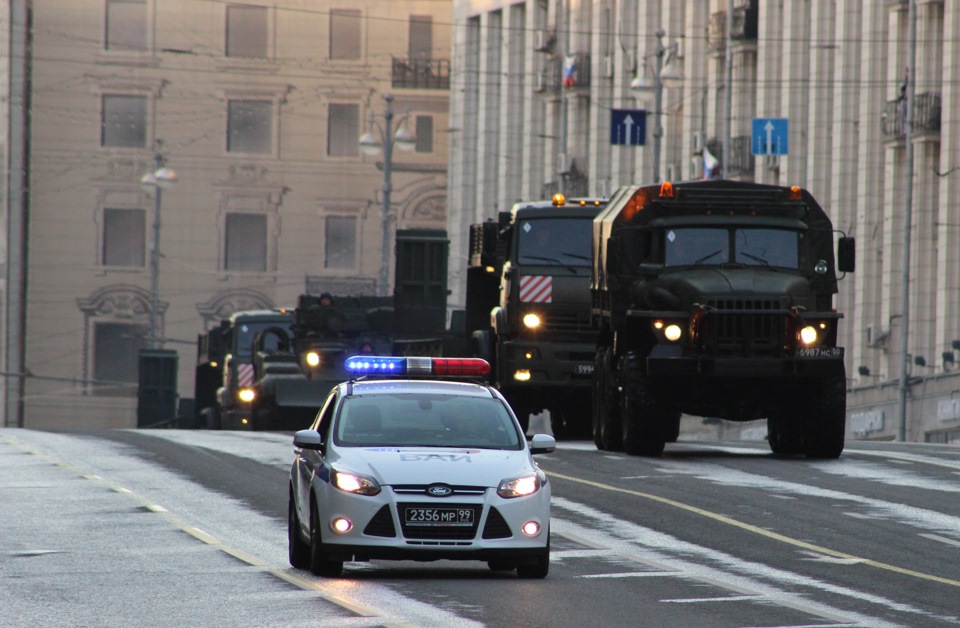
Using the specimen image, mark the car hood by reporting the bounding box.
[331,447,535,487]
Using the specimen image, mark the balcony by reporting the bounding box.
[533,55,562,96]
[731,1,759,41]
[881,92,941,140]
[391,58,450,90]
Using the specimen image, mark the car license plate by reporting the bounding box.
[797,347,843,359]
[404,507,474,527]
[575,363,594,375]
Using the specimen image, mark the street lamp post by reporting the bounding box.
[630,29,683,183]
[140,140,177,349]
[360,93,416,297]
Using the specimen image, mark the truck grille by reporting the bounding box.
[540,311,593,336]
[699,299,786,356]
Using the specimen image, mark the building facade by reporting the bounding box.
[7,0,451,428]
[448,0,960,443]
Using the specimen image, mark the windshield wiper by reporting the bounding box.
[740,252,771,267]
[560,252,591,261]
[693,249,723,265]
[523,255,577,272]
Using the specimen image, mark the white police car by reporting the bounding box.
[288,356,555,578]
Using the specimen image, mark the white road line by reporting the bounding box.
[661,595,765,603]
[581,572,683,579]
[918,533,960,547]
[843,512,874,520]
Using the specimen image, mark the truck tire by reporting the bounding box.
[767,411,803,455]
[665,411,682,443]
[593,347,622,451]
[802,375,846,459]
[620,351,666,457]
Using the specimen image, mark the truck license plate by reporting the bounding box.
[575,363,594,375]
[404,507,474,527]
[797,347,843,359]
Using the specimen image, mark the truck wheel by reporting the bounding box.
[665,411,682,443]
[620,351,666,457]
[802,375,846,459]
[593,348,622,451]
[767,411,803,455]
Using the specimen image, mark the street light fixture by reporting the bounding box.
[630,29,683,183]
[140,140,177,349]
[359,93,416,297]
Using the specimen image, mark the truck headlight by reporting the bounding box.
[238,388,255,403]
[664,324,682,341]
[523,313,542,329]
[305,351,321,367]
[799,326,818,345]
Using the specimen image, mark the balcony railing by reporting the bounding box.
[727,135,755,175]
[731,1,759,40]
[881,91,941,140]
[391,58,450,90]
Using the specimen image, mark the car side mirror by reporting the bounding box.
[529,433,556,455]
[837,237,855,273]
[293,429,323,450]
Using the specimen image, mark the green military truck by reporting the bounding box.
[469,194,607,438]
[591,180,855,457]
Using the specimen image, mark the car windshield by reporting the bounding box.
[334,394,523,450]
[516,218,593,266]
[664,227,800,270]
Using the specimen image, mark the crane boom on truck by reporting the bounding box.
[467,194,607,438]
[591,180,855,457]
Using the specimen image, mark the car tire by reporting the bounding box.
[309,501,343,577]
[288,489,311,569]
[620,351,666,457]
[516,532,550,579]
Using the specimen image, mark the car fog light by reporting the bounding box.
[522,521,541,536]
[332,518,352,533]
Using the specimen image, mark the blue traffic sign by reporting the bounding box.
[752,118,789,155]
[611,109,646,146]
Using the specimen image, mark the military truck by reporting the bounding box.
[194,308,294,430]
[591,180,855,457]
[468,194,607,438]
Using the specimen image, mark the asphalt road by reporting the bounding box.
[2,428,958,627]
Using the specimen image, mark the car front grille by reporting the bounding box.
[481,507,512,539]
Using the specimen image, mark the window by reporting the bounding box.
[517,218,594,266]
[224,213,267,271]
[105,0,147,51]
[325,215,356,269]
[94,322,146,395]
[408,15,433,61]
[103,208,145,267]
[226,4,268,58]
[101,95,147,148]
[415,115,433,153]
[227,99,272,154]
[330,9,361,60]
[327,104,359,157]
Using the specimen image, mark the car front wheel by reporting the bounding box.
[516,532,550,579]
[309,501,343,577]
[287,489,311,569]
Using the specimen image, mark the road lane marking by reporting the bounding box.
[843,512,874,520]
[661,595,765,603]
[582,572,683,578]
[545,469,960,587]
[918,533,960,548]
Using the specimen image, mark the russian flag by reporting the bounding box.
[562,56,576,88]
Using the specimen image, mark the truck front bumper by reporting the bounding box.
[500,338,596,389]
[647,352,846,379]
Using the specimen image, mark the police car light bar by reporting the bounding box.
[344,356,490,377]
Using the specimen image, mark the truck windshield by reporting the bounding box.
[665,227,800,270]
[234,320,293,358]
[517,218,593,266]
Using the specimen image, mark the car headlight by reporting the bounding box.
[497,473,541,498]
[799,325,818,345]
[237,388,255,403]
[331,469,381,496]
[522,313,542,329]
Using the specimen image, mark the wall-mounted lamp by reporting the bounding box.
[942,351,954,366]
[857,365,871,376]
[952,339,960,350]
[914,355,927,367]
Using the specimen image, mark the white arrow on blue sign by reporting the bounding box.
[752,118,788,155]
[611,109,646,146]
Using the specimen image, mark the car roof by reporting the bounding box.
[343,379,498,399]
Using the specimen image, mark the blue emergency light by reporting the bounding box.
[344,356,490,377]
